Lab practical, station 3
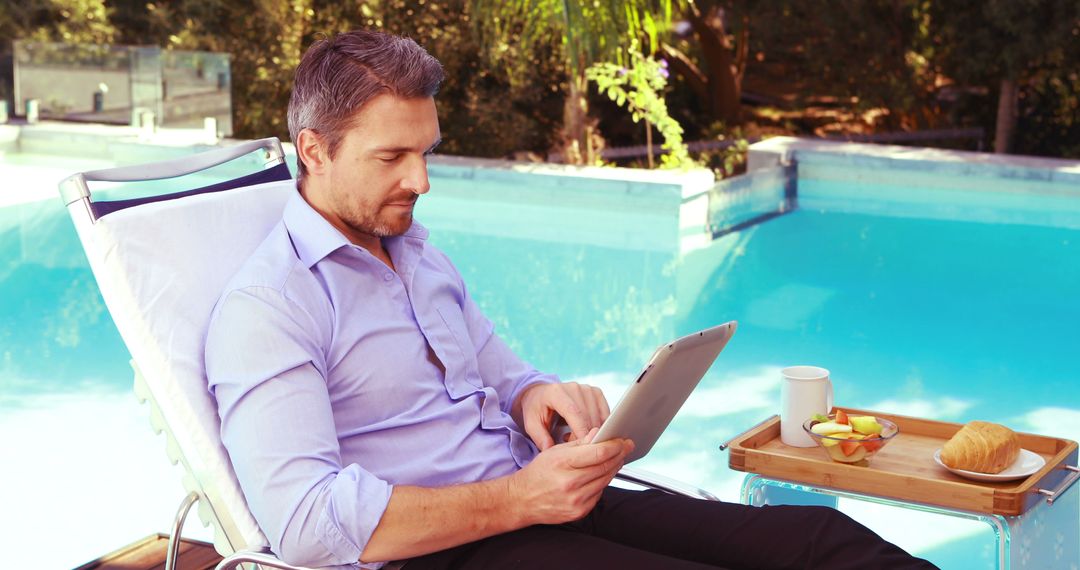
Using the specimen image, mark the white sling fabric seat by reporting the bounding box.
[60,138,309,569]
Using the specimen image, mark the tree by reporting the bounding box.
[151,0,309,139]
[0,0,116,45]
[0,0,117,112]
[108,0,570,155]
[468,0,673,164]
[931,0,1080,153]
[661,0,749,126]
[728,0,940,132]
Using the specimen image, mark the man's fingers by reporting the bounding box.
[567,384,608,431]
[584,386,608,427]
[571,438,632,479]
[578,467,619,501]
[561,426,598,446]
[578,386,598,428]
[576,448,628,493]
[526,416,556,451]
[565,439,626,469]
[553,385,592,441]
[596,387,611,423]
[520,383,612,450]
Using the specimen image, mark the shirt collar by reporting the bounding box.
[283,189,429,268]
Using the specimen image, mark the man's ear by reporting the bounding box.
[296,128,330,175]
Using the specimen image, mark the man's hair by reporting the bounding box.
[288,29,445,183]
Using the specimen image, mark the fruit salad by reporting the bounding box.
[804,410,893,463]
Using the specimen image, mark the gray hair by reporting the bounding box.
[288,29,445,185]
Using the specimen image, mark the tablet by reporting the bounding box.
[558,321,737,463]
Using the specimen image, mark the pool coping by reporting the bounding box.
[748,136,1080,185]
[741,136,1080,230]
[2,121,720,250]
[5,121,716,197]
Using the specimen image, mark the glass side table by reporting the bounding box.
[740,472,1078,569]
[724,412,1080,570]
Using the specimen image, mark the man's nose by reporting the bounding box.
[404,156,430,195]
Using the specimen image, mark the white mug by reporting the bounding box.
[780,366,834,447]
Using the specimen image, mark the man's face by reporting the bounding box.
[309,94,441,245]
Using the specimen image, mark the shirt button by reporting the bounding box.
[383,273,393,282]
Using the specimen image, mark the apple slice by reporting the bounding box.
[811,422,853,436]
[820,432,849,447]
[850,416,884,435]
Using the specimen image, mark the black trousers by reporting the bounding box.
[402,487,938,570]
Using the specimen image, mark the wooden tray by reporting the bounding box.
[727,408,1078,516]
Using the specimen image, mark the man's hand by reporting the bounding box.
[515,382,610,450]
[508,428,633,525]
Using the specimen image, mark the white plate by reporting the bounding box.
[933,448,1045,482]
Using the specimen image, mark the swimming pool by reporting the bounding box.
[2,135,1078,568]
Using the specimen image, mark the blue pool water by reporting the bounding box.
[2,151,1078,568]
[425,199,1080,429]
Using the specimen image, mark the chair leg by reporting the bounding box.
[165,491,201,570]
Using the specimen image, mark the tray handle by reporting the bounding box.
[719,415,778,451]
[1036,464,1080,506]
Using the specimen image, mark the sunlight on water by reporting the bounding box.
[0,392,213,569]
[2,156,1078,568]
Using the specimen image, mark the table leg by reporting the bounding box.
[1005,468,1080,570]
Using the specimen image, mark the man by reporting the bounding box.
[205,29,936,570]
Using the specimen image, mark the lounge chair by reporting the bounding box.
[58,137,719,570]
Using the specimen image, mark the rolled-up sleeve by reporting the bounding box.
[206,287,392,568]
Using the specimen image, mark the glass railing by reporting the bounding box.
[12,40,232,136]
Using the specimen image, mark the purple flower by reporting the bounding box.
[659,68,669,79]
[617,67,627,76]
[660,59,669,68]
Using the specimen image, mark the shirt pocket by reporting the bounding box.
[435,303,484,398]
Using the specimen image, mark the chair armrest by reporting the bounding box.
[215,550,408,570]
[214,549,317,570]
[615,466,720,501]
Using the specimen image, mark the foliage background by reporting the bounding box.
[1,0,1078,162]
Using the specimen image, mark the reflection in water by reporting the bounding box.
[0,200,130,403]
[428,231,678,376]
[5,192,1080,434]
[588,286,676,366]
[47,272,107,349]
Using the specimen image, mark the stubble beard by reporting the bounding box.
[344,197,415,239]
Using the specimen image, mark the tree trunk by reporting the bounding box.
[684,4,742,125]
[994,77,1017,154]
[562,73,591,164]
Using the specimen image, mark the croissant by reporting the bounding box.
[940,421,1020,474]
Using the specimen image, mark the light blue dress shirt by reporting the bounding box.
[205,190,558,568]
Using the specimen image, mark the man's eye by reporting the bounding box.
[378,154,401,163]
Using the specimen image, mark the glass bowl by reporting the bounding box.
[801,414,900,465]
